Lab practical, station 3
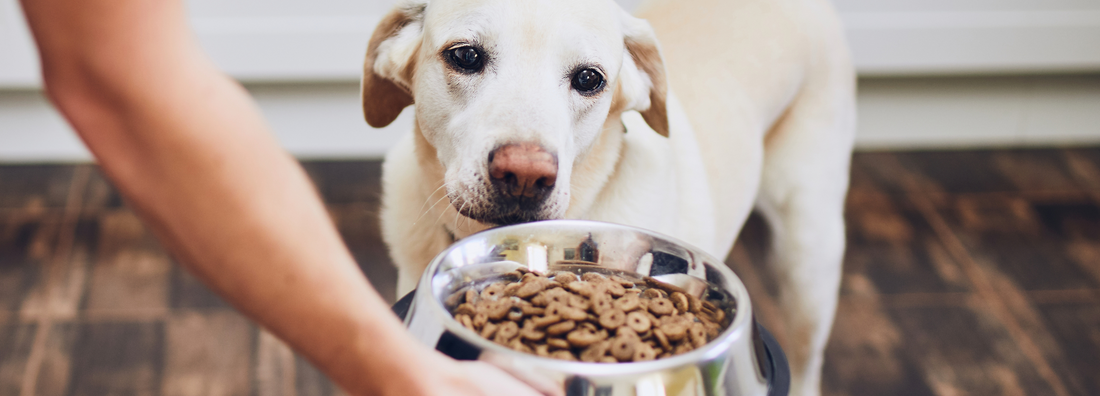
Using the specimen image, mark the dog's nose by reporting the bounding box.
[488,143,558,200]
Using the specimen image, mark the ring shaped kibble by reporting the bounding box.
[446,269,731,363]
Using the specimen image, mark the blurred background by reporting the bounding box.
[0,0,1098,395]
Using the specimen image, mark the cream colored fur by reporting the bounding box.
[361,0,855,394]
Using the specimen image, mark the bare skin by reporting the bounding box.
[18,0,547,395]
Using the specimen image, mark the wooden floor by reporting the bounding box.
[0,148,1097,395]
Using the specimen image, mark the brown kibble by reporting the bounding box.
[674,343,694,355]
[688,294,703,314]
[671,292,690,312]
[625,311,652,333]
[521,304,545,316]
[616,327,639,341]
[521,272,541,283]
[547,338,571,350]
[704,321,720,338]
[633,343,656,361]
[590,293,614,315]
[473,313,489,329]
[510,339,532,354]
[653,329,671,350]
[480,322,499,339]
[456,314,474,330]
[550,350,576,361]
[520,320,546,341]
[566,328,603,347]
[689,323,707,348]
[609,337,636,361]
[701,301,717,312]
[516,278,550,299]
[554,271,578,284]
[531,314,562,328]
[497,321,520,340]
[533,288,571,307]
[661,321,689,342]
[481,283,506,300]
[485,300,513,321]
[568,294,590,310]
[644,277,686,295]
[455,303,476,316]
[603,282,626,297]
[447,270,730,364]
[648,298,675,316]
[546,320,576,336]
[566,281,595,297]
[503,282,523,297]
[599,310,626,329]
[581,272,606,282]
[614,293,640,312]
[561,306,589,322]
[609,275,635,288]
[544,303,565,318]
[580,340,611,362]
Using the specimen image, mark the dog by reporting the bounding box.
[360,0,854,394]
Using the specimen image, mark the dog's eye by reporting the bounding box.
[571,68,604,93]
[447,46,483,72]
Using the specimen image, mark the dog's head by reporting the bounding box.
[363,0,667,227]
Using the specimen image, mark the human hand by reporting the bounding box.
[390,353,563,396]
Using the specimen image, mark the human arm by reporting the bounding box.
[17,0,542,395]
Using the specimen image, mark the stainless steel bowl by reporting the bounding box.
[399,220,786,396]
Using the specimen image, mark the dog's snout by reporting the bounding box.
[488,143,558,200]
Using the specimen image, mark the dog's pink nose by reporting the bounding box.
[488,143,558,199]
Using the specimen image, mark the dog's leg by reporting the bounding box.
[754,71,855,396]
[380,134,454,297]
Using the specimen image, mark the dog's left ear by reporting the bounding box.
[616,11,669,137]
[361,1,426,128]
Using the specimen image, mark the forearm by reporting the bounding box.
[20,0,433,394]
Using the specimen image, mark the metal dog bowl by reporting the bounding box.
[392,220,788,396]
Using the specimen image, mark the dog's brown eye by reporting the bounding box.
[572,68,604,93]
[447,46,483,72]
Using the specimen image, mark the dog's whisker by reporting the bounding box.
[414,192,450,226]
[411,184,448,225]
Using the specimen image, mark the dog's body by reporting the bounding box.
[362,0,854,394]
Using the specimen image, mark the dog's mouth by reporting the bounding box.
[451,192,559,226]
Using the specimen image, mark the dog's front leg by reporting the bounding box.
[380,134,455,297]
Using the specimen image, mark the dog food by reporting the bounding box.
[446,268,731,363]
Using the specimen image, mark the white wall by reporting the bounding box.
[1,0,1099,161]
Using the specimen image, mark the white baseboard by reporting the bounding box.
[1,76,1097,163]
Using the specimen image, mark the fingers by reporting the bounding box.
[459,361,558,396]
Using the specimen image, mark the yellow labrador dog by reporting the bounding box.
[361,0,854,394]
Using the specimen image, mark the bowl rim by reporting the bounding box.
[415,219,756,376]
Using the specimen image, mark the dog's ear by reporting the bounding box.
[361,1,426,128]
[616,11,669,137]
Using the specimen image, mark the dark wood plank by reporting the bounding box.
[294,354,340,396]
[67,321,164,396]
[301,161,383,206]
[81,211,171,316]
[844,193,971,295]
[0,213,59,313]
[0,165,74,210]
[936,196,1100,291]
[33,323,79,396]
[0,323,36,395]
[330,205,397,304]
[1033,301,1100,395]
[161,311,253,396]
